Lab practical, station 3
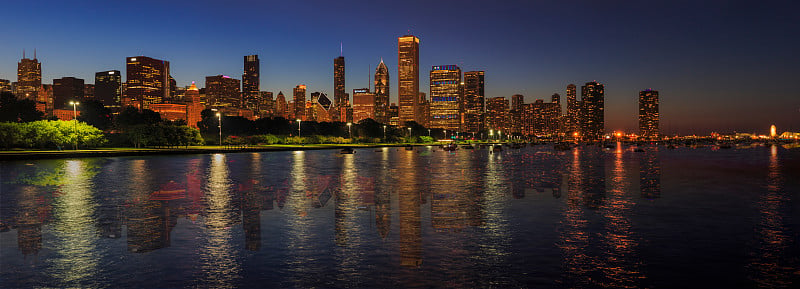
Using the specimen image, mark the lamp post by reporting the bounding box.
[489,129,493,142]
[383,125,386,140]
[444,129,448,139]
[295,119,301,137]
[499,130,502,142]
[216,113,222,146]
[428,129,431,137]
[347,122,352,139]
[70,101,79,150]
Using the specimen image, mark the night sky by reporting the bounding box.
[1,0,798,135]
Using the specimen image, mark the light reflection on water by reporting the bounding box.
[0,145,798,288]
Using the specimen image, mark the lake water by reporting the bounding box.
[1,144,798,288]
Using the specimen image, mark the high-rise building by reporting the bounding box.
[522,99,561,137]
[581,81,605,141]
[334,56,346,107]
[0,79,11,92]
[352,88,375,123]
[186,82,203,128]
[309,91,332,122]
[293,85,307,121]
[17,53,41,101]
[463,71,485,133]
[53,77,84,109]
[388,103,399,126]
[259,91,274,117]
[398,35,420,125]
[374,59,390,124]
[418,92,429,127]
[510,94,524,134]
[486,97,509,133]
[429,65,461,131]
[95,70,122,107]
[242,55,260,111]
[275,91,287,119]
[205,75,241,108]
[565,84,579,138]
[125,56,170,109]
[639,89,659,139]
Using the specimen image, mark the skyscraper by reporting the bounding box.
[275,91,287,119]
[463,71,485,133]
[565,84,579,138]
[486,97,509,133]
[0,79,11,92]
[125,56,170,109]
[510,94,524,134]
[17,53,41,101]
[352,88,376,123]
[293,85,307,121]
[95,70,122,107]
[398,35,420,125]
[373,59,390,124]
[205,75,241,108]
[581,81,605,141]
[242,55,260,111]
[53,77,84,109]
[639,89,659,139]
[429,65,461,131]
[334,56,346,107]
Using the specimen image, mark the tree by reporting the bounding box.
[76,99,112,130]
[0,91,43,122]
[115,106,161,129]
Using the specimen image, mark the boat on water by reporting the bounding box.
[340,147,356,154]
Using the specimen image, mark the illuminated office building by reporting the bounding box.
[418,92,429,127]
[510,94,524,134]
[522,99,561,137]
[398,35,420,125]
[580,81,604,141]
[486,97,509,132]
[334,56,346,107]
[53,77,84,109]
[242,55,260,111]
[352,88,376,123]
[463,71,485,133]
[16,53,41,101]
[639,89,659,139]
[429,65,461,131]
[374,59,390,124]
[275,91,287,119]
[95,70,121,107]
[293,85,307,121]
[565,84,579,138]
[205,75,241,108]
[0,79,10,92]
[125,56,170,109]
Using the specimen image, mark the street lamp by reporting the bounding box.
[383,125,387,140]
[444,129,448,139]
[499,130,502,142]
[347,122,352,139]
[69,101,79,150]
[296,119,301,137]
[428,129,431,137]
[216,113,222,146]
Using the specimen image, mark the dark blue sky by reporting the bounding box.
[2,0,798,134]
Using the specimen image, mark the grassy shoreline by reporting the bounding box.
[0,143,457,161]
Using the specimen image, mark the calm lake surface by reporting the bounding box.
[1,144,798,288]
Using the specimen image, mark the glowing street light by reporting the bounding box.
[407,127,412,136]
[216,113,222,146]
[428,129,431,136]
[383,125,387,140]
[296,119,301,137]
[69,101,79,150]
[347,122,352,139]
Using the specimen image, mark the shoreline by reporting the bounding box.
[0,143,444,161]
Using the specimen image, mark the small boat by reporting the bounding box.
[340,147,356,154]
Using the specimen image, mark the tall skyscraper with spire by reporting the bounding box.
[17,51,41,101]
[242,55,260,111]
[581,81,605,141]
[374,59,390,124]
[639,89,659,139]
[334,56,346,108]
[463,71,485,133]
[398,35,420,125]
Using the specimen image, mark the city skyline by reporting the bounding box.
[1,0,798,134]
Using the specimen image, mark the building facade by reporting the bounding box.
[242,55,260,111]
[429,65,461,131]
[205,75,241,108]
[95,70,122,107]
[486,97,509,133]
[293,85,307,121]
[639,89,659,139]
[16,55,41,101]
[125,56,170,109]
[53,77,84,109]
[463,71,485,133]
[565,84,579,138]
[373,59,390,124]
[580,81,605,141]
[352,88,375,123]
[398,35,420,125]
